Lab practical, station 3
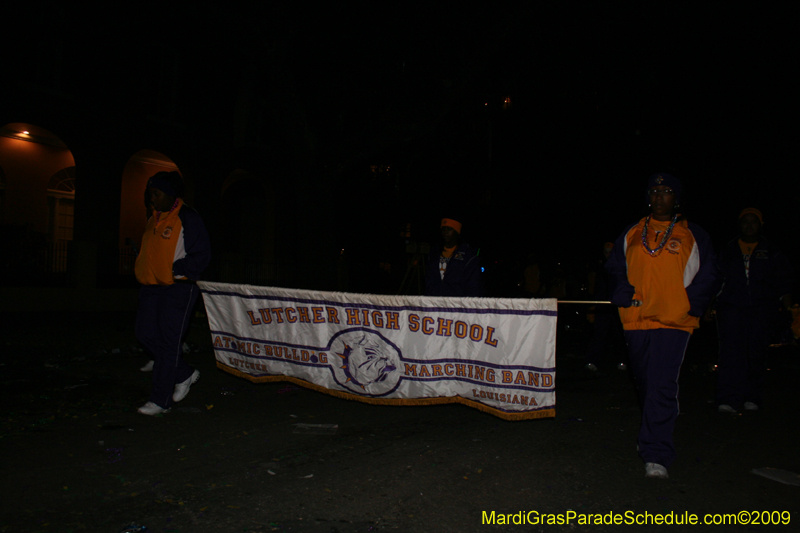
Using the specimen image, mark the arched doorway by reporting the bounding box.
[0,122,75,281]
[46,166,76,272]
[119,150,181,275]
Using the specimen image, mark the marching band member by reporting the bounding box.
[715,208,793,413]
[425,217,482,297]
[606,173,719,478]
[134,171,211,415]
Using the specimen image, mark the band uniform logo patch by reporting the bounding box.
[161,226,173,239]
[667,238,681,254]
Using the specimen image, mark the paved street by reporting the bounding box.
[2,312,798,532]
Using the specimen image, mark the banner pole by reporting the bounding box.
[556,300,612,305]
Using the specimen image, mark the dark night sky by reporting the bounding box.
[287,4,797,267]
[7,4,798,277]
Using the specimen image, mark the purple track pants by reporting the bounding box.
[135,283,199,408]
[624,328,691,468]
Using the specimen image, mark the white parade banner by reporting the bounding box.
[198,282,557,420]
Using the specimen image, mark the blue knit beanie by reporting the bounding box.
[147,172,180,199]
[646,173,681,204]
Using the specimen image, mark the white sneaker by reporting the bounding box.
[645,462,669,478]
[744,402,759,411]
[173,370,200,402]
[584,363,598,372]
[137,401,170,416]
[718,404,737,413]
[140,360,154,372]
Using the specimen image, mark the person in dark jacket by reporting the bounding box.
[134,171,211,416]
[715,208,793,413]
[425,218,481,297]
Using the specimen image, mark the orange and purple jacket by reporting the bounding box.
[606,216,719,333]
[135,199,211,286]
